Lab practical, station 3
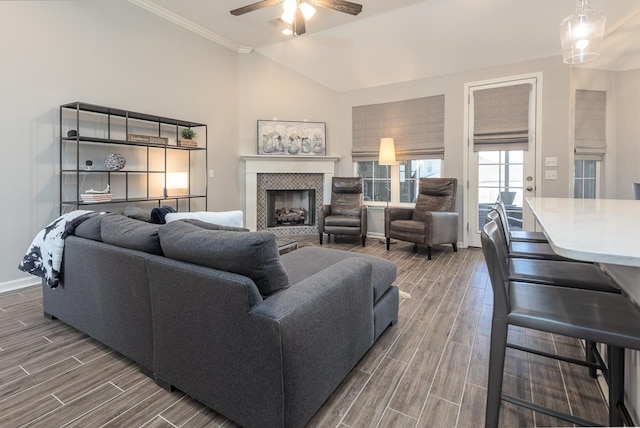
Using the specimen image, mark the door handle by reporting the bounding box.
[526,186,534,191]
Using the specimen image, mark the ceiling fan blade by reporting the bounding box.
[293,7,306,35]
[310,0,362,16]
[230,0,281,16]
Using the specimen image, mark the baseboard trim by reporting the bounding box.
[0,277,40,294]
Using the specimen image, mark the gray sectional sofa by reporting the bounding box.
[42,214,399,428]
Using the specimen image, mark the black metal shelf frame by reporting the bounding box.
[60,102,208,214]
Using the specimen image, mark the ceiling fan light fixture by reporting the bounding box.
[560,0,606,64]
[282,27,294,35]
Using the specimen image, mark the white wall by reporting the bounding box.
[615,69,640,199]
[572,67,640,200]
[335,56,572,239]
[236,52,340,213]
[0,0,239,286]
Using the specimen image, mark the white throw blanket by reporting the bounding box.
[18,210,101,288]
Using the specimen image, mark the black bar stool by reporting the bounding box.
[487,210,574,261]
[482,219,640,427]
[494,199,547,243]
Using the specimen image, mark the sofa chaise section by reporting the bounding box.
[147,255,374,428]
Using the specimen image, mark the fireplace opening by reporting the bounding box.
[266,189,316,228]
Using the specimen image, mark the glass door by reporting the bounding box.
[466,77,538,247]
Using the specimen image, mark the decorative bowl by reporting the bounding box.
[104,153,126,171]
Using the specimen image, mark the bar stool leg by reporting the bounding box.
[608,345,625,427]
[485,317,508,428]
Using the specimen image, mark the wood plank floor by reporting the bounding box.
[0,235,608,427]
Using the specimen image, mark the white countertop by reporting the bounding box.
[526,197,640,267]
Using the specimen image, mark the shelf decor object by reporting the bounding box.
[127,133,169,145]
[59,102,207,214]
[257,120,326,156]
[104,153,126,171]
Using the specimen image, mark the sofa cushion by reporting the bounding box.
[101,215,162,255]
[179,219,249,232]
[164,210,244,228]
[124,205,151,222]
[74,213,107,241]
[280,247,396,303]
[150,205,176,224]
[159,221,289,295]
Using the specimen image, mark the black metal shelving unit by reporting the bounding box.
[60,102,207,214]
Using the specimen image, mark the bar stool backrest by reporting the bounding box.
[481,220,510,318]
[493,200,512,245]
[486,210,510,251]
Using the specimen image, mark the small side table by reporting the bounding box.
[276,238,299,255]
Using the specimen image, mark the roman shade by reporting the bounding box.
[574,90,606,161]
[352,95,445,162]
[473,83,531,152]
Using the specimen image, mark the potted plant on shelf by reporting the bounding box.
[179,128,197,148]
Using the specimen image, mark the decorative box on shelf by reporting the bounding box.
[178,139,197,148]
[127,133,168,145]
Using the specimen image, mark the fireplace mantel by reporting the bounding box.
[242,155,340,231]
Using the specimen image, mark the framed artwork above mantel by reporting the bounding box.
[257,120,326,156]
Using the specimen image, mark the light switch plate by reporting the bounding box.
[545,170,557,180]
[545,157,558,167]
[209,169,215,178]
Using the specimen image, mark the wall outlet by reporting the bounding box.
[209,169,215,178]
[545,170,557,180]
[544,157,558,167]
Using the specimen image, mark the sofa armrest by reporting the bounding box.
[424,211,459,246]
[384,207,413,236]
[251,258,375,427]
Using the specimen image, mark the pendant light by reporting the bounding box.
[560,0,606,64]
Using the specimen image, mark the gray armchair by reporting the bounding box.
[385,177,458,260]
[319,177,368,247]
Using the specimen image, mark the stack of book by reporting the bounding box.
[80,187,113,203]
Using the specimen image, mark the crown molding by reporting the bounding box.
[127,0,253,54]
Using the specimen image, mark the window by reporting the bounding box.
[478,150,524,231]
[355,159,442,204]
[356,161,390,203]
[574,159,599,199]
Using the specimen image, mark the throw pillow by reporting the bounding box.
[159,221,289,295]
[179,218,249,232]
[150,205,176,224]
[164,210,244,228]
[101,215,162,255]
[124,205,151,222]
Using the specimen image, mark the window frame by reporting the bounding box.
[354,159,443,207]
[573,159,601,199]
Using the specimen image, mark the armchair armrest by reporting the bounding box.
[384,207,413,237]
[360,205,368,235]
[424,211,459,246]
[319,205,331,233]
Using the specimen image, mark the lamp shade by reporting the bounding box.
[378,137,397,165]
[560,0,606,64]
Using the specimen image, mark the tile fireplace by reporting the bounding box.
[242,155,339,235]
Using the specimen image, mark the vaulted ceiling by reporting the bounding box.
[129,0,640,91]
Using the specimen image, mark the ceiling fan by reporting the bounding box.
[230,0,363,36]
